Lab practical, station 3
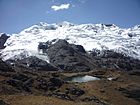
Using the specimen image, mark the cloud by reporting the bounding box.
[51,3,70,11]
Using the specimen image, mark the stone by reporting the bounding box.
[65,87,85,96]
[51,92,72,100]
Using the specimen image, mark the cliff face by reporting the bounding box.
[38,39,140,71]
[0,33,9,49]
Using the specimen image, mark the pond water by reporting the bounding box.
[65,75,100,83]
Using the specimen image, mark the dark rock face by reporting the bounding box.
[0,59,14,72]
[90,49,140,71]
[46,39,94,71]
[0,33,9,49]
[1,38,139,72]
[17,56,57,71]
[71,44,86,53]
[38,42,48,49]
[104,24,114,27]
[38,39,58,53]
[38,42,48,53]
[37,39,140,71]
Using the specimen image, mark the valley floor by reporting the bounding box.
[0,70,140,105]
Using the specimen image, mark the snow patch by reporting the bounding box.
[1,22,140,61]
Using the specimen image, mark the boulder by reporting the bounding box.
[65,87,85,96]
[51,92,72,100]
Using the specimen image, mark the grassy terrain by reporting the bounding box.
[0,95,95,105]
[0,70,140,105]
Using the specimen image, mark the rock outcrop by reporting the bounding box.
[1,39,140,72]
[46,39,94,71]
[65,87,85,96]
[0,33,9,49]
[37,39,140,71]
[90,49,140,71]
[0,59,13,72]
[17,56,57,71]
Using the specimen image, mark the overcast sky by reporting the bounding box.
[0,0,140,34]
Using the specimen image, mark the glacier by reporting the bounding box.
[0,21,140,62]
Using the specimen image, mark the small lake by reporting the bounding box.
[65,75,100,83]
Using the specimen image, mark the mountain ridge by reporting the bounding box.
[0,22,140,63]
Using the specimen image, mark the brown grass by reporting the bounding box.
[0,95,95,105]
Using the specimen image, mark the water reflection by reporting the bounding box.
[66,75,100,83]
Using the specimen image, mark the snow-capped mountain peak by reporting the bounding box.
[0,22,140,62]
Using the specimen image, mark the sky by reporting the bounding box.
[0,0,140,34]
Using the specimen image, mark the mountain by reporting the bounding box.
[0,22,140,71]
[1,22,140,105]
[39,39,140,71]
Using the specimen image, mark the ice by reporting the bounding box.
[1,22,140,61]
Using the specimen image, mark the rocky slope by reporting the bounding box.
[37,39,140,71]
[0,59,14,72]
[0,22,140,105]
[0,60,140,105]
[2,39,139,72]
